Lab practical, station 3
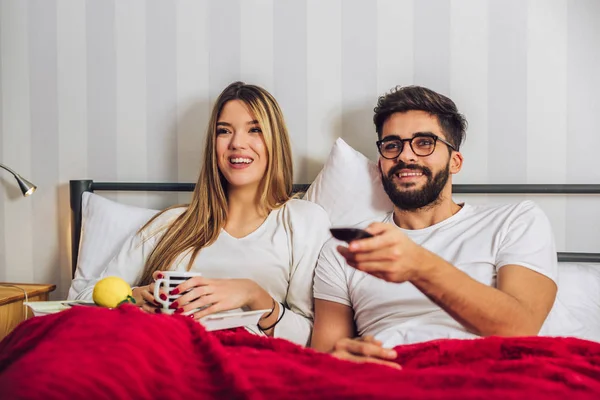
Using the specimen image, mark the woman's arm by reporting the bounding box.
[274,202,332,346]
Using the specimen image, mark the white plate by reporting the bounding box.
[24,301,269,332]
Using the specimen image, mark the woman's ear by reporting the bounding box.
[450,151,463,174]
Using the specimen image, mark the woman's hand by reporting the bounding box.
[170,277,271,320]
[133,271,168,314]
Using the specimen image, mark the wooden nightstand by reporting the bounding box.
[0,283,56,341]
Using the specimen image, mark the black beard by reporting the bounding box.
[381,161,450,211]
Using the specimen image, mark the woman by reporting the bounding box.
[78,82,331,346]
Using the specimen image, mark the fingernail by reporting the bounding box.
[169,302,179,310]
[154,301,161,307]
[155,308,161,314]
[189,314,195,319]
[174,308,184,314]
[170,288,180,295]
[157,273,164,279]
[159,293,167,301]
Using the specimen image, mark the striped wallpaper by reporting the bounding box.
[0,0,599,299]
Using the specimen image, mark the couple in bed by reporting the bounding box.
[77,82,557,368]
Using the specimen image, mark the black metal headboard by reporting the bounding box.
[69,180,600,277]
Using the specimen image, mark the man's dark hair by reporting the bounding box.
[373,85,468,150]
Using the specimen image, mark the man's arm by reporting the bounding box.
[311,298,399,368]
[410,248,556,336]
[311,299,355,352]
[311,241,399,368]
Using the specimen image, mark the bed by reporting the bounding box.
[66,176,600,338]
[0,179,599,399]
[3,134,600,399]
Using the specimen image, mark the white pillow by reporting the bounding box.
[67,193,159,299]
[541,262,600,342]
[304,138,393,226]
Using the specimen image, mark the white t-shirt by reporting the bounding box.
[78,199,331,346]
[313,200,557,347]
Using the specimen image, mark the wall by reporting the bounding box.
[0,0,599,298]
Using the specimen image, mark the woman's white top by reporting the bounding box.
[78,199,331,346]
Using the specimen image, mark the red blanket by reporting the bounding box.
[1,305,599,400]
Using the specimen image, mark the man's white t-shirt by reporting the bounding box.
[313,200,557,347]
[78,199,331,346]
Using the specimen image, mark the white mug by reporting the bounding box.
[153,271,203,315]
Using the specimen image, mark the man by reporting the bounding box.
[311,86,557,368]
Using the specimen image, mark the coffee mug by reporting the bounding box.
[153,271,203,315]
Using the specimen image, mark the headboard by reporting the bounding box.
[69,180,600,277]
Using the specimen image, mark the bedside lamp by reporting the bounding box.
[0,163,36,196]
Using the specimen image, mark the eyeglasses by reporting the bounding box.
[376,134,457,159]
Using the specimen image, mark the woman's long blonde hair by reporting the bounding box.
[138,82,293,285]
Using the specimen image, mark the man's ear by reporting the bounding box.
[450,151,463,174]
